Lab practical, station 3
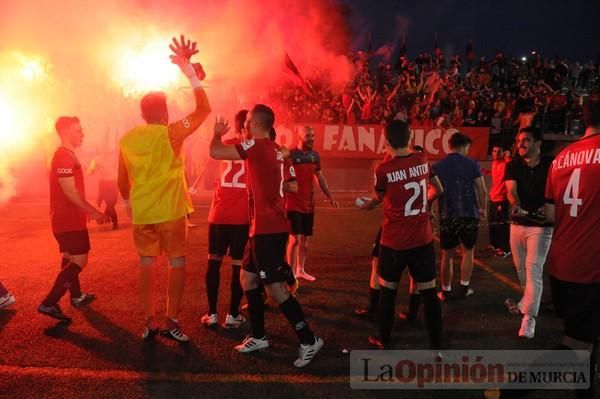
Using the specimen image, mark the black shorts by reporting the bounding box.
[208,223,249,260]
[371,227,382,258]
[439,217,479,250]
[550,275,600,344]
[242,233,292,284]
[378,241,436,283]
[53,230,90,255]
[287,211,314,236]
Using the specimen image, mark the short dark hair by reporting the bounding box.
[140,92,167,123]
[583,91,600,128]
[234,109,248,132]
[449,132,472,149]
[385,120,410,149]
[269,127,276,141]
[55,116,80,135]
[251,104,275,130]
[519,126,543,142]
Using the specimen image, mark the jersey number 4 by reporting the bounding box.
[562,168,582,217]
[221,161,246,188]
[404,179,428,216]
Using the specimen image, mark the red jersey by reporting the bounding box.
[375,152,434,250]
[545,133,600,283]
[285,148,320,213]
[49,147,87,233]
[489,160,508,202]
[235,138,291,237]
[208,138,249,225]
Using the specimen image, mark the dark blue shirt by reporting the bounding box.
[433,153,482,220]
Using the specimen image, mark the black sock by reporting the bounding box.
[245,288,265,339]
[206,259,221,314]
[407,293,422,319]
[420,288,443,349]
[377,286,397,344]
[281,262,296,286]
[43,263,82,306]
[368,287,380,313]
[279,296,315,345]
[229,265,243,317]
[61,258,81,298]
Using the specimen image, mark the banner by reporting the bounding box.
[274,124,489,160]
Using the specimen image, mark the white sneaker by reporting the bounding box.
[160,327,190,343]
[518,315,535,338]
[235,335,269,353]
[223,313,246,329]
[0,293,15,309]
[200,313,218,327]
[294,336,324,367]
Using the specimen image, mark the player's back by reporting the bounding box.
[208,138,248,225]
[546,134,600,283]
[376,152,433,250]
[241,138,288,236]
[433,152,481,220]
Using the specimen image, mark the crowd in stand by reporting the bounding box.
[271,49,599,140]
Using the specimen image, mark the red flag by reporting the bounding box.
[282,52,315,97]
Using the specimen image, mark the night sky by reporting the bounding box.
[341,0,599,62]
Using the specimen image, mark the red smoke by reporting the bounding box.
[0,0,354,202]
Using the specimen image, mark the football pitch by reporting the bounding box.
[0,199,592,399]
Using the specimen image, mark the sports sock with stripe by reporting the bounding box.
[279,296,315,345]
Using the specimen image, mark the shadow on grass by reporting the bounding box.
[0,309,17,331]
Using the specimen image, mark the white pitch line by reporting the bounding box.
[0,364,349,384]
[432,236,520,292]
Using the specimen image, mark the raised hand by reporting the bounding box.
[169,34,198,67]
[213,117,231,137]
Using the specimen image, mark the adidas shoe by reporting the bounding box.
[234,335,269,353]
[223,313,246,329]
[437,290,453,302]
[0,293,16,309]
[457,285,474,298]
[37,303,71,322]
[142,326,159,340]
[200,313,218,327]
[70,293,96,308]
[160,327,190,343]
[494,250,511,258]
[294,336,324,367]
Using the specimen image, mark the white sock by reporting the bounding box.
[442,285,451,292]
[460,280,470,286]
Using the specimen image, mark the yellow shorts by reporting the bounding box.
[133,216,188,257]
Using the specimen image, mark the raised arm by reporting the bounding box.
[167,35,212,155]
[209,117,243,160]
